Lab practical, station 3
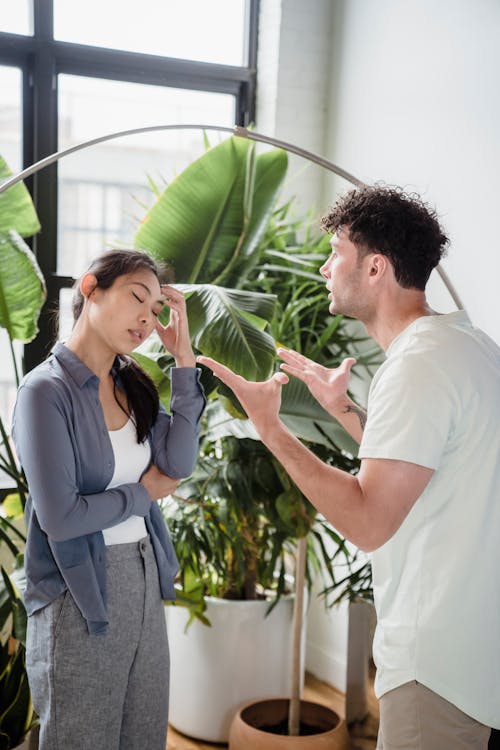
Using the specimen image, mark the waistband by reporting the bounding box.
[105,535,152,563]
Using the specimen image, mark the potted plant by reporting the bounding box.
[0,154,45,749]
[132,135,381,742]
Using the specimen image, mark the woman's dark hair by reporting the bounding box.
[72,249,164,443]
[321,184,449,290]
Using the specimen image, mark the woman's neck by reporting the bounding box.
[66,325,116,381]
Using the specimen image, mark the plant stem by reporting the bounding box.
[8,335,20,388]
[288,534,307,736]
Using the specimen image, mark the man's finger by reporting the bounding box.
[279,363,310,383]
[277,347,312,367]
[272,372,289,386]
[196,356,241,386]
[338,357,357,373]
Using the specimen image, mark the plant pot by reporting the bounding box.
[229,698,350,749]
[166,592,306,742]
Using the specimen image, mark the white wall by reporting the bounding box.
[325,0,500,343]
[256,0,334,216]
[256,0,500,693]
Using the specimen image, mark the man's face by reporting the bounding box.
[320,227,373,320]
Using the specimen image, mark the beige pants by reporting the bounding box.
[376,681,491,750]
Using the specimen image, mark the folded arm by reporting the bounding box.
[13,385,152,542]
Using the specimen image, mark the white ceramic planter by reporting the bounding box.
[166,593,306,743]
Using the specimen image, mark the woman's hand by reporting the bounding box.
[155,285,196,367]
[140,464,180,501]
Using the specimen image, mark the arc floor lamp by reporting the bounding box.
[0,123,464,310]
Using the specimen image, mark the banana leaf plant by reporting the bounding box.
[132,136,379,622]
[134,135,285,383]
[133,137,380,737]
[0,154,45,747]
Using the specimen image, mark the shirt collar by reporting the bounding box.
[51,341,100,388]
[386,310,471,358]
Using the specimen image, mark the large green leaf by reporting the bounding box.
[0,156,40,237]
[134,136,287,288]
[184,284,277,381]
[132,351,172,407]
[0,231,46,342]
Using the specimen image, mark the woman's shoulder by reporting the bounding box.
[18,353,71,399]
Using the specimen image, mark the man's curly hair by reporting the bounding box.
[321,185,449,290]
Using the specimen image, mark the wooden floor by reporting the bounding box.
[166,668,379,750]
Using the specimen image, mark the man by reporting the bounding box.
[198,185,500,749]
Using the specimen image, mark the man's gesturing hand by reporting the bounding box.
[196,356,289,433]
[278,348,356,418]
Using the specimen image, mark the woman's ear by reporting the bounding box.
[80,273,98,299]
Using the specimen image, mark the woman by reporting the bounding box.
[12,249,205,750]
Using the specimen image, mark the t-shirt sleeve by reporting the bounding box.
[358,353,457,469]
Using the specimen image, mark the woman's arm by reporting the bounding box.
[149,369,206,478]
[13,384,152,542]
[150,285,206,477]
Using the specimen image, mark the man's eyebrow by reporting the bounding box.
[131,281,164,306]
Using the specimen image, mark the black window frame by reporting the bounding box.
[0,0,259,371]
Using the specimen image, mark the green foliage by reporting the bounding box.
[133,136,379,622]
[0,154,42,746]
[134,136,287,381]
[167,435,355,618]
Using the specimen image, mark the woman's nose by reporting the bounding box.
[319,260,329,279]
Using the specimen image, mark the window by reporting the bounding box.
[0,0,258,375]
[54,0,247,66]
[57,74,235,278]
[0,1,32,35]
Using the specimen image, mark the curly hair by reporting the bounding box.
[321,184,449,290]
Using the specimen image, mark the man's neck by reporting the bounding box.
[364,291,438,352]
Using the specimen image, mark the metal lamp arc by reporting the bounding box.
[0,123,463,308]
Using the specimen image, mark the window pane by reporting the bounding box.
[54,0,247,66]
[0,1,32,35]
[0,66,22,466]
[0,66,23,172]
[57,74,235,277]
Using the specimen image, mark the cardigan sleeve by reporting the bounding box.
[12,382,151,542]
[149,367,206,478]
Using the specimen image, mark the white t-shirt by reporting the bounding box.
[103,418,150,545]
[358,311,500,728]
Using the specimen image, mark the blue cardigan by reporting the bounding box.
[12,342,206,635]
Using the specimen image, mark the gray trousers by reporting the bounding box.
[26,537,170,750]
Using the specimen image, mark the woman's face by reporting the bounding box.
[88,268,164,354]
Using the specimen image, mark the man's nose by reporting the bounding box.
[319,260,330,279]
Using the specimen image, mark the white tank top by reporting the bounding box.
[103,418,151,545]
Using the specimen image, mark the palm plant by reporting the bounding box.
[0,154,45,748]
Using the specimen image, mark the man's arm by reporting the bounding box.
[278,348,366,443]
[197,356,433,551]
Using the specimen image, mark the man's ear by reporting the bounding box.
[368,254,387,279]
[80,273,98,299]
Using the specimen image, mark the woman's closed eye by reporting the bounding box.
[133,290,162,317]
